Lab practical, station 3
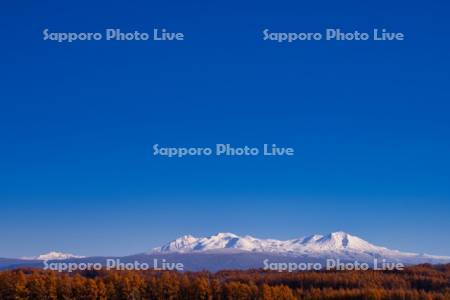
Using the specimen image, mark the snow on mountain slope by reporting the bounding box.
[22,252,85,261]
[151,231,450,264]
[153,231,385,254]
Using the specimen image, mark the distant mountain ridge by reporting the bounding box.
[2,231,449,271]
[152,231,380,253]
[151,231,450,264]
[22,252,85,261]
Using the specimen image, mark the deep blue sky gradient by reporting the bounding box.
[0,0,449,257]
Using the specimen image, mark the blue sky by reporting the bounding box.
[0,1,449,257]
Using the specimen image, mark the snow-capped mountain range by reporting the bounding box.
[5,231,449,271]
[22,252,85,261]
[151,231,450,264]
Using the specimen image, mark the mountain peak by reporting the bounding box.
[330,230,349,237]
[22,251,85,261]
[152,231,380,254]
[212,232,239,238]
[323,231,353,241]
[323,231,352,245]
[311,231,382,252]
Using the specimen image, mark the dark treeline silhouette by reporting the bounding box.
[0,264,449,299]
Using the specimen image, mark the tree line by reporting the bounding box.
[0,264,449,299]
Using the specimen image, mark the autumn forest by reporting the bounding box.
[0,264,449,299]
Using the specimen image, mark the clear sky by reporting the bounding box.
[0,1,449,258]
